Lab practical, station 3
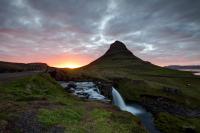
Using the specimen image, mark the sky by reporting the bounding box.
[0,0,200,68]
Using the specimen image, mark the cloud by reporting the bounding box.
[0,0,200,66]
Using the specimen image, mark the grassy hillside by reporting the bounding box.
[0,73,147,133]
[79,41,193,77]
[72,41,200,108]
[63,41,200,133]
[0,61,48,73]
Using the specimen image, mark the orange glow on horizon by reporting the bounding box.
[44,54,95,69]
[54,62,82,68]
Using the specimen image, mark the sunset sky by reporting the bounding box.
[0,0,200,68]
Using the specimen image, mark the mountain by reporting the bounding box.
[166,65,200,70]
[83,40,144,67]
[72,40,199,110]
[0,61,49,73]
[79,40,191,78]
[73,41,200,133]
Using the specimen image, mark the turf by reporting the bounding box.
[0,73,147,133]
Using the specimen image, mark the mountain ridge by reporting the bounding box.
[166,65,200,70]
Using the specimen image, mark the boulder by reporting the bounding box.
[65,88,75,93]
[63,81,76,93]
[0,120,8,131]
[162,87,182,95]
[182,126,196,133]
[76,92,89,99]
[67,81,77,89]
[96,82,113,99]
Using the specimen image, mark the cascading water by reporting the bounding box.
[112,87,127,111]
[60,81,160,133]
[112,87,161,133]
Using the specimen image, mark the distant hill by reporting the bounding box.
[0,61,49,73]
[165,65,200,70]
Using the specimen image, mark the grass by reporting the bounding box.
[38,108,83,126]
[155,112,200,133]
[72,70,200,133]
[0,73,147,133]
[115,77,200,108]
[61,51,200,133]
[37,107,147,133]
[0,61,47,73]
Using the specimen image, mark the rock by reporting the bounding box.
[162,87,182,95]
[182,125,196,133]
[64,81,76,92]
[65,88,75,93]
[48,69,57,79]
[0,120,8,131]
[67,81,77,89]
[186,83,191,86]
[96,82,113,99]
[140,95,200,117]
[75,92,89,99]
[94,88,100,93]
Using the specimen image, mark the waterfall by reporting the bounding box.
[112,87,127,111]
[112,87,160,133]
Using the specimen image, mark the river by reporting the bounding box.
[59,81,160,133]
[112,87,160,133]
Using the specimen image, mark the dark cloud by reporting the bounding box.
[0,0,200,66]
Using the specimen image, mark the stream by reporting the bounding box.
[112,87,160,133]
[59,81,160,133]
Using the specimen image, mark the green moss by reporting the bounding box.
[37,108,147,133]
[112,76,200,109]
[0,74,147,133]
[37,108,83,126]
[81,109,147,133]
[0,73,80,124]
[155,113,200,133]
[0,73,80,104]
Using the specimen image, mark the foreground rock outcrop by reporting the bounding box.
[141,95,200,117]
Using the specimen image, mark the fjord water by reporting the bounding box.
[112,88,160,133]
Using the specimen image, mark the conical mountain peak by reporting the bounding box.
[104,40,133,56]
[82,40,145,68]
[110,40,128,50]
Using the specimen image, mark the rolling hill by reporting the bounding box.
[0,61,48,73]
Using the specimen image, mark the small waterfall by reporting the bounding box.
[112,87,161,133]
[96,88,101,94]
[112,87,127,111]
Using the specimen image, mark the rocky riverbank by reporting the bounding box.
[140,95,200,117]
